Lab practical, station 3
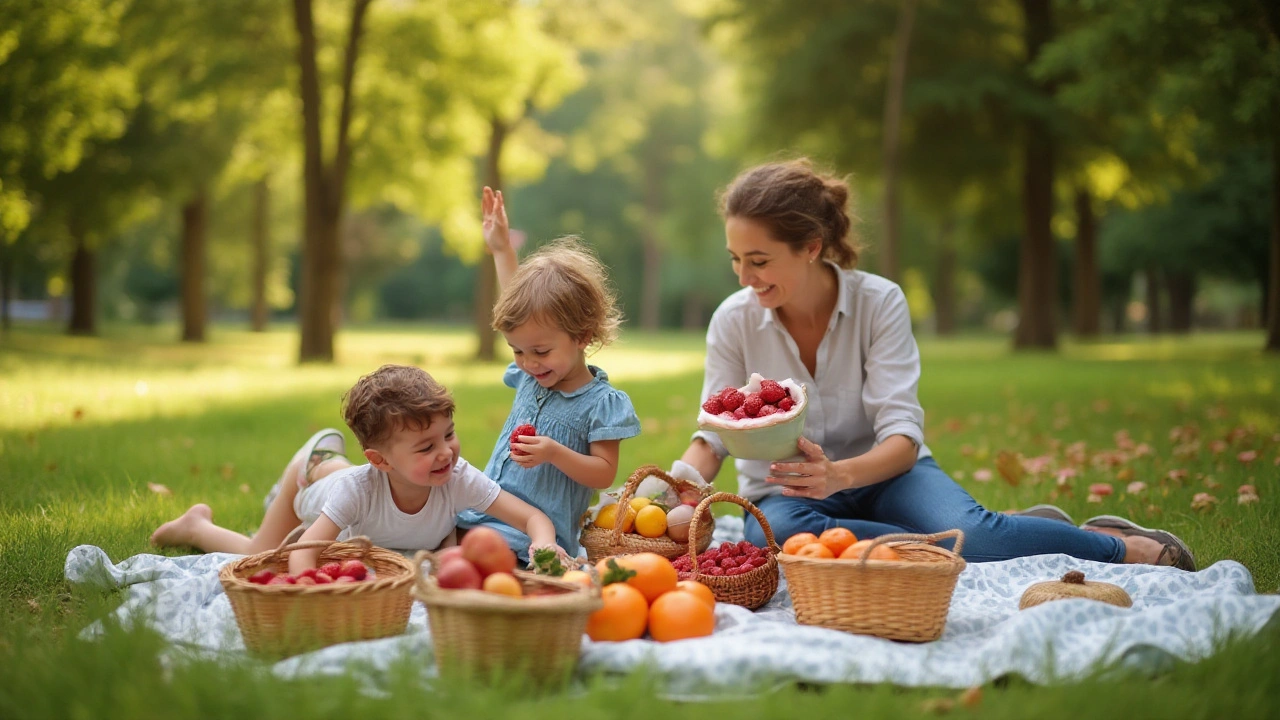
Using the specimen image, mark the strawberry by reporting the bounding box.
[778,397,795,412]
[718,387,745,411]
[338,559,368,580]
[267,576,294,586]
[318,562,343,578]
[248,569,275,585]
[742,394,764,417]
[294,576,316,586]
[702,396,725,414]
[510,423,537,456]
[757,404,779,417]
[334,575,357,584]
[314,572,334,584]
[759,380,786,404]
[298,567,318,580]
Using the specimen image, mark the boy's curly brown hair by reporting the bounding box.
[491,236,622,352]
[341,364,454,450]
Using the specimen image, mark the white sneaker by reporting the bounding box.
[262,429,347,512]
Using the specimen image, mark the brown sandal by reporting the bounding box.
[1081,515,1197,571]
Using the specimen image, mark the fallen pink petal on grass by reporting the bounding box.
[1236,450,1257,464]
[972,469,993,482]
[147,482,172,496]
[1086,493,1104,504]
[1191,493,1218,511]
[1126,481,1147,494]
[1088,483,1113,496]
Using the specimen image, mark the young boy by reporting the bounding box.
[150,364,564,573]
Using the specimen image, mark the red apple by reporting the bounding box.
[436,557,483,590]
[460,527,517,577]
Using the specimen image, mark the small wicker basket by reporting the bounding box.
[412,551,603,685]
[683,492,781,610]
[778,529,966,642]
[578,465,715,562]
[219,536,416,658]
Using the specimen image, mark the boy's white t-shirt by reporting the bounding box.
[294,458,501,551]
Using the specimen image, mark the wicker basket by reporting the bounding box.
[778,529,966,642]
[578,465,715,562]
[219,536,416,658]
[412,551,603,685]
[683,492,781,610]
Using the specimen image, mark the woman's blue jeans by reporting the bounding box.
[743,457,1125,563]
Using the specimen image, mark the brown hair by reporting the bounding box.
[719,158,861,268]
[491,236,622,352]
[341,364,454,449]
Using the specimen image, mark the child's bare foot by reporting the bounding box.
[150,503,213,548]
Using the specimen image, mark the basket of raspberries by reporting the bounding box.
[696,373,808,461]
[672,491,782,610]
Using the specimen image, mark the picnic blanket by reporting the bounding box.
[65,516,1280,697]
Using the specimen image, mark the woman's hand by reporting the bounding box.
[481,186,511,255]
[765,436,848,499]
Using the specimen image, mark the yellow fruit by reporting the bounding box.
[561,570,593,588]
[594,503,636,532]
[634,504,668,538]
[629,497,652,511]
[482,572,523,597]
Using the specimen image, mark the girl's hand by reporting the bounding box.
[528,543,573,573]
[511,434,562,469]
[481,186,511,255]
[765,436,847,499]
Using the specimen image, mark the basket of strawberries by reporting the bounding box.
[777,529,966,642]
[412,527,602,686]
[578,465,715,563]
[673,492,781,610]
[218,536,416,658]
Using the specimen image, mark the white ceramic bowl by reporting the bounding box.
[697,378,808,462]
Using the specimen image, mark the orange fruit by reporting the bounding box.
[818,527,857,556]
[594,503,636,532]
[839,539,902,561]
[482,572,523,597]
[585,583,648,641]
[675,580,716,610]
[561,570,593,587]
[782,532,820,555]
[795,542,835,559]
[648,588,716,642]
[614,552,678,603]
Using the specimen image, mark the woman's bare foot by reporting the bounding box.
[150,503,213,548]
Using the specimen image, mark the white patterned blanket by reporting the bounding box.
[64,517,1280,697]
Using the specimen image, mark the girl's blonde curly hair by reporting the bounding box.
[491,237,622,352]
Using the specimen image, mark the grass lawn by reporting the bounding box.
[1,322,1277,718]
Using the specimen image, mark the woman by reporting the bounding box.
[677,158,1194,570]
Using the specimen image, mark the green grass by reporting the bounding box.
[1,322,1278,718]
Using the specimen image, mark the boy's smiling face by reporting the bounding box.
[364,413,459,489]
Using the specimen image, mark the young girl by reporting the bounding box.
[151,364,566,573]
[456,188,642,561]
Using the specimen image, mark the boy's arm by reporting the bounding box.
[288,514,342,575]
[483,489,563,557]
[482,186,518,289]
[510,437,621,490]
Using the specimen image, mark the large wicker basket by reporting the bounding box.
[578,465,715,562]
[219,536,416,658]
[412,551,603,685]
[683,492,781,610]
[778,529,966,642]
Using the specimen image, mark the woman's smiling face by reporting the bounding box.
[725,216,818,310]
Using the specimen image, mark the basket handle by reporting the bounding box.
[852,529,964,564]
[266,534,374,564]
[608,465,711,544]
[687,492,781,574]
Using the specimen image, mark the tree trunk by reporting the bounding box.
[1013,0,1057,350]
[681,290,705,330]
[474,117,506,361]
[639,151,664,330]
[250,176,270,332]
[294,0,370,363]
[1109,295,1126,334]
[1267,133,1280,351]
[879,0,918,284]
[1145,266,1163,333]
[0,237,11,333]
[1071,187,1101,337]
[1167,271,1195,333]
[933,217,957,336]
[180,189,209,342]
[67,223,96,336]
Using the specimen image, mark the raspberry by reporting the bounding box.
[743,394,764,417]
[737,541,756,554]
[759,380,786,403]
[756,404,779,417]
[779,397,795,412]
[702,396,725,414]
[718,387,745,411]
[733,407,747,420]
[718,411,736,420]
[720,557,738,569]
[707,566,725,576]
[510,423,536,456]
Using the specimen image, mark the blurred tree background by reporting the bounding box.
[1,0,1276,358]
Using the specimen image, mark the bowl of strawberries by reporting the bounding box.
[696,373,808,461]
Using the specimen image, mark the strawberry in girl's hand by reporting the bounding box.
[511,424,537,456]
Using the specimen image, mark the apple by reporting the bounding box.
[460,527,517,577]
[436,557,483,590]
[435,546,465,566]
